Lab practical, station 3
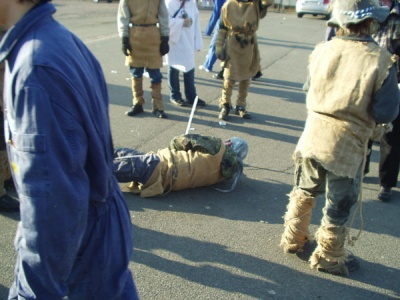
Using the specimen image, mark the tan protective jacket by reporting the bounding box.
[295,38,397,178]
[128,144,227,197]
[218,0,267,81]
[117,0,169,68]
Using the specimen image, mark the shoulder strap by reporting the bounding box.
[173,0,186,18]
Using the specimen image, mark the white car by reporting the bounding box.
[296,0,331,19]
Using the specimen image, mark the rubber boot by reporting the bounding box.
[151,82,167,119]
[126,77,145,116]
[280,187,316,253]
[309,219,359,276]
[235,79,251,119]
[219,79,235,120]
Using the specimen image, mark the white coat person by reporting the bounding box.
[164,0,206,107]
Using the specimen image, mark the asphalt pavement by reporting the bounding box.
[0,1,399,299]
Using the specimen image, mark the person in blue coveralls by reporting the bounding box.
[0,0,139,299]
[199,0,226,73]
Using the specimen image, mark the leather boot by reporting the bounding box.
[126,78,145,116]
[235,106,251,119]
[219,103,231,120]
[126,105,144,117]
[235,79,251,119]
[151,82,167,119]
[280,187,316,253]
[219,79,235,120]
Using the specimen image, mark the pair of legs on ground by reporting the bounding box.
[168,66,206,107]
[126,67,166,118]
[280,157,361,276]
[365,112,400,201]
[202,20,220,73]
[219,79,251,120]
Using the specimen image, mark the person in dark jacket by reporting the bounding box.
[371,0,400,202]
[199,0,226,73]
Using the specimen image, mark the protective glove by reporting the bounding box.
[260,0,272,18]
[371,123,393,141]
[215,45,227,61]
[160,36,169,56]
[261,0,274,7]
[122,37,131,56]
[215,28,228,61]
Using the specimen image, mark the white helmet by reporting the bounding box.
[228,137,248,161]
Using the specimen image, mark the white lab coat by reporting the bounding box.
[164,0,204,72]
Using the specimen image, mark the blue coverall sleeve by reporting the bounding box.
[205,0,225,36]
[8,69,91,298]
[371,65,400,124]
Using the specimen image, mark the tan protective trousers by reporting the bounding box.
[132,78,164,110]
[219,79,250,107]
[280,187,316,253]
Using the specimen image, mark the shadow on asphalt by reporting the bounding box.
[129,222,399,299]
[256,36,316,51]
[122,168,400,299]
[124,173,290,224]
[106,74,307,107]
[0,285,9,299]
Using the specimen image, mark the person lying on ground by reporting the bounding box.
[113,134,248,197]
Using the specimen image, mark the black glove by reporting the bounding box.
[160,36,169,56]
[122,37,131,56]
[216,45,227,61]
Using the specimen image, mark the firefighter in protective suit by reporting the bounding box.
[280,0,399,277]
[215,0,273,120]
[113,134,248,197]
[118,0,170,118]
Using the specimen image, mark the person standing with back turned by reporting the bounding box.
[0,0,139,298]
[200,0,226,74]
[280,0,399,277]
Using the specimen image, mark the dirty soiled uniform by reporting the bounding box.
[0,3,138,299]
[297,37,399,179]
[125,134,238,197]
[215,0,269,115]
[219,0,264,81]
[280,35,400,273]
